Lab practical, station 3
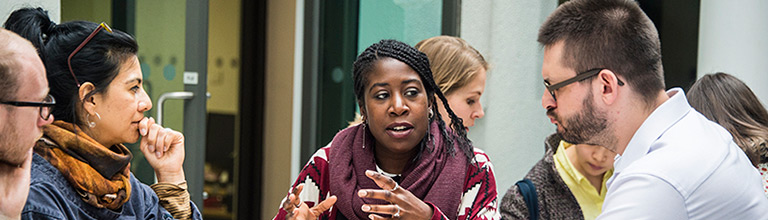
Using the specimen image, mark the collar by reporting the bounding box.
[375,164,402,178]
[554,140,587,182]
[613,88,691,174]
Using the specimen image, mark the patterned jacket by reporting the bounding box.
[499,134,583,220]
[274,146,500,220]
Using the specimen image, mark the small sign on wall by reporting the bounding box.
[184,71,198,85]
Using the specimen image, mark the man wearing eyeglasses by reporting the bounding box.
[536,0,768,219]
[0,28,54,219]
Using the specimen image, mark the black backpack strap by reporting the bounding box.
[515,179,539,220]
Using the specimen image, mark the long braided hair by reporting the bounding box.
[353,39,475,164]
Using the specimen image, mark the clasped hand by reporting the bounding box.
[281,170,433,220]
[138,117,186,184]
[357,170,433,220]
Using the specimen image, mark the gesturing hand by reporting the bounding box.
[138,117,186,184]
[357,170,433,220]
[0,148,33,219]
[282,184,338,220]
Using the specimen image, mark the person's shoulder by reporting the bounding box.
[471,147,491,165]
[299,144,332,168]
[25,159,69,220]
[29,153,68,193]
[637,109,735,174]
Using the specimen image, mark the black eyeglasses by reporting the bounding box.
[68,22,113,87]
[1,94,56,120]
[544,68,624,101]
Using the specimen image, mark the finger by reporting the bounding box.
[361,204,400,216]
[282,193,297,211]
[282,188,301,211]
[152,126,166,158]
[139,130,149,153]
[365,170,398,191]
[145,125,160,154]
[158,128,175,158]
[358,189,399,203]
[310,195,337,216]
[138,117,150,136]
[292,184,304,207]
[156,131,170,158]
[368,214,388,220]
[163,128,174,152]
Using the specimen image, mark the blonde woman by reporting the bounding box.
[415,36,489,129]
[688,72,768,197]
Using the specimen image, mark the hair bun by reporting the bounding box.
[44,20,57,36]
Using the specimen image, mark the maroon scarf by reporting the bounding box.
[329,121,467,219]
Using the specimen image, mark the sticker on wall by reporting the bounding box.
[140,62,152,95]
[163,64,176,81]
[332,67,344,83]
[140,62,151,79]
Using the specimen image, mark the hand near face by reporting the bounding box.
[0,148,33,219]
[358,170,433,220]
[138,117,186,184]
[281,184,338,220]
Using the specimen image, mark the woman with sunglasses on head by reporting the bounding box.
[273,39,499,220]
[5,8,200,219]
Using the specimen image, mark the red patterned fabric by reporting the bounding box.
[273,143,499,220]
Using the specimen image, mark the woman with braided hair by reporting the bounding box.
[274,39,499,219]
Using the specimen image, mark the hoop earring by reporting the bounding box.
[87,112,101,128]
[428,108,434,119]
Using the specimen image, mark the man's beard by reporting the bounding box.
[0,117,30,166]
[554,93,610,146]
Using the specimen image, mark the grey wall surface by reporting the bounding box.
[461,0,558,196]
[1,0,60,24]
[698,1,768,102]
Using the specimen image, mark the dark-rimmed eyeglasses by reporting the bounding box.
[68,22,113,87]
[1,94,56,120]
[544,68,625,101]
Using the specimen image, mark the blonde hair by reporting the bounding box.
[415,36,488,95]
[688,73,768,166]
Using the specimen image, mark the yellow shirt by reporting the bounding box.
[554,140,613,220]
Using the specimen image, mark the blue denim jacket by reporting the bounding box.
[23,153,202,220]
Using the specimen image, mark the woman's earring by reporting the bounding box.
[428,108,434,119]
[362,122,367,149]
[426,121,433,148]
[87,112,101,128]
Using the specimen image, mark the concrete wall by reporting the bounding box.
[698,1,768,103]
[461,0,558,195]
[1,0,60,24]
[262,0,296,219]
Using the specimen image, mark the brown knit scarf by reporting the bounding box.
[330,121,467,219]
[34,120,133,210]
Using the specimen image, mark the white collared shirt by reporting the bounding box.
[598,88,768,219]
